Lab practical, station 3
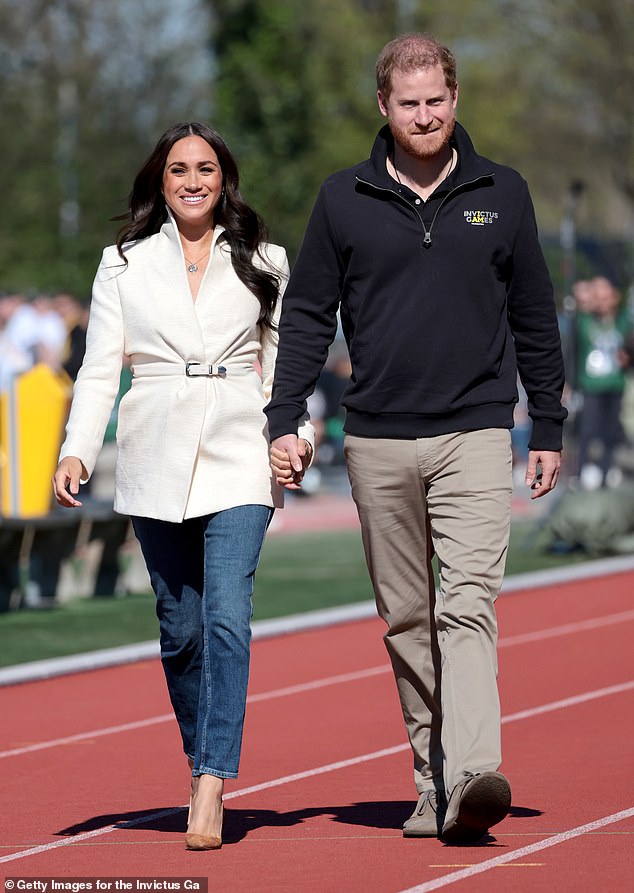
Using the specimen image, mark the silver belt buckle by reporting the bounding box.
[185,362,226,377]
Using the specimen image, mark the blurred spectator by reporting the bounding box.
[54,293,89,381]
[572,278,595,313]
[0,292,66,382]
[0,292,33,389]
[575,276,633,488]
[312,340,352,467]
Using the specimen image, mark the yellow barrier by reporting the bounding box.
[0,364,72,517]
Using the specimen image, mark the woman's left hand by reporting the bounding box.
[270,436,313,489]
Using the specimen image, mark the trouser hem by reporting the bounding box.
[192,767,238,779]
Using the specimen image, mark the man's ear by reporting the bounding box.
[377,90,389,118]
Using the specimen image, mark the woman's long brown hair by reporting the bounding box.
[114,122,279,328]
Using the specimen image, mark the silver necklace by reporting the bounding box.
[183,249,210,273]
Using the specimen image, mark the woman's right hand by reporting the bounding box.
[52,456,87,508]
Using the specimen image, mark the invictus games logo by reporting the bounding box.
[464,210,499,225]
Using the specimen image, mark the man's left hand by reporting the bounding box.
[525,449,561,499]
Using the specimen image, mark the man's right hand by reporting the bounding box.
[270,435,312,490]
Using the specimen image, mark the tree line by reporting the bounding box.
[1,0,632,296]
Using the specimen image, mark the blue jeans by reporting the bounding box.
[132,505,272,778]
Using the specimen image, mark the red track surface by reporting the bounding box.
[1,570,633,891]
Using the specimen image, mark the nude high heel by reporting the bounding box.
[185,804,223,850]
[185,773,224,851]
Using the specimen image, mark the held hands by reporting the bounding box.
[52,456,87,508]
[270,435,313,490]
[525,449,561,500]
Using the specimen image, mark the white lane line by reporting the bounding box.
[498,609,634,647]
[0,807,181,864]
[220,744,407,801]
[0,714,174,759]
[1,680,632,865]
[0,666,389,759]
[247,665,389,703]
[396,807,634,893]
[3,606,634,760]
[501,680,634,724]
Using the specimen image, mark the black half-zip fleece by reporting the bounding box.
[265,123,567,450]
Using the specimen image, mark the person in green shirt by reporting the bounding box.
[576,276,632,487]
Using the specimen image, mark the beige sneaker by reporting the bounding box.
[403,789,447,838]
[441,771,511,843]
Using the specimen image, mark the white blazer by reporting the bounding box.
[60,213,313,522]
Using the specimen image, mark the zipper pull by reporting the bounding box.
[423,232,432,247]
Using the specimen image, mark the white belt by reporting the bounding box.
[132,361,253,378]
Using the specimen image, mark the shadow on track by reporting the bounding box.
[56,800,542,845]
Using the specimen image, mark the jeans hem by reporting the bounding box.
[192,767,239,779]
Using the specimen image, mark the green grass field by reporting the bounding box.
[0,519,598,669]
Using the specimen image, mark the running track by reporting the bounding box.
[1,562,633,891]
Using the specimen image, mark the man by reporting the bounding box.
[265,33,566,843]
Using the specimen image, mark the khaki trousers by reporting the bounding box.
[344,429,512,794]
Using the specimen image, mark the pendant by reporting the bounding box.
[187,263,198,273]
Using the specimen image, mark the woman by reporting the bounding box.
[52,122,313,850]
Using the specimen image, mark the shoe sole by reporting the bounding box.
[442,772,511,843]
[403,825,442,838]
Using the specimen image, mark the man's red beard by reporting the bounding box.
[390,117,456,160]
